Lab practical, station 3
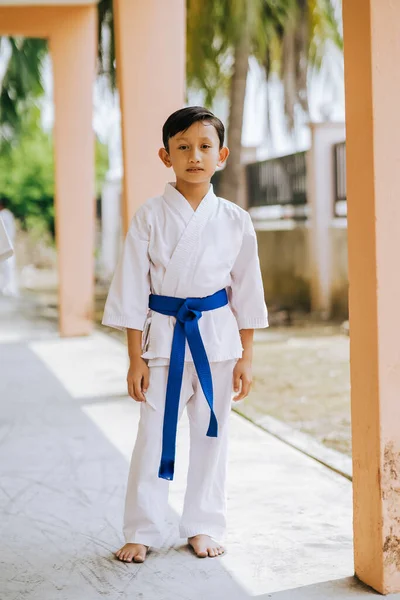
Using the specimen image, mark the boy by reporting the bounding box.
[0,210,13,264]
[102,106,268,563]
[0,197,18,297]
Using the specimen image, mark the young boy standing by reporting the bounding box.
[102,106,268,563]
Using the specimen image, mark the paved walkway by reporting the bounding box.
[0,295,395,599]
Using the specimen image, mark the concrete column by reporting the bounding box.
[50,7,97,336]
[113,0,186,233]
[343,1,400,594]
[306,122,345,317]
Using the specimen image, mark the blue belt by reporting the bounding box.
[148,288,228,481]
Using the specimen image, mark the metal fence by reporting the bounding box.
[334,141,347,217]
[212,144,347,220]
[246,152,307,210]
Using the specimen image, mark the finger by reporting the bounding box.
[133,379,145,402]
[241,379,251,398]
[233,380,250,401]
[127,379,136,400]
[128,376,140,401]
[142,371,150,394]
[233,375,241,394]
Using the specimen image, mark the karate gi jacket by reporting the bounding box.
[0,214,13,263]
[102,182,268,365]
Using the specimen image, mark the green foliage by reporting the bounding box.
[0,108,54,233]
[0,37,48,146]
[186,0,237,106]
[0,108,108,238]
[95,134,109,197]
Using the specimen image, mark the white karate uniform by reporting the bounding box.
[102,181,268,546]
[0,214,13,263]
[0,209,18,297]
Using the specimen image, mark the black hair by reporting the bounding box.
[162,106,225,153]
[0,195,8,208]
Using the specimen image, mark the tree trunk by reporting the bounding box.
[218,14,251,208]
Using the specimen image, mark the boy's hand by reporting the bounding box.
[232,358,252,401]
[127,356,150,402]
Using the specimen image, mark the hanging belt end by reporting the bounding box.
[206,416,218,438]
[158,459,175,481]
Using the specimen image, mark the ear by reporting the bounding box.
[217,146,229,167]
[158,147,172,168]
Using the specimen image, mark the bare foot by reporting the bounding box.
[188,534,225,558]
[115,543,149,563]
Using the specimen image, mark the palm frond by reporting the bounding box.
[255,0,342,130]
[0,36,47,149]
[308,0,343,68]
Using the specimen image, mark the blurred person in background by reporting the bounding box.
[0,210,13,264]
[0,196,19,297]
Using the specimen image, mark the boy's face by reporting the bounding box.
[158,121,229,184]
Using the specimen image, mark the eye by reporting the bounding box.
[178,145,188,150]
[202,145,211,149]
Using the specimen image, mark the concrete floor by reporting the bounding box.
[0,295,397,599]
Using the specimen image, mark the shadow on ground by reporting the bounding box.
[262,576,393,599]
[0,338,254,600]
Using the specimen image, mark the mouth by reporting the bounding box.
[186,168,204,173]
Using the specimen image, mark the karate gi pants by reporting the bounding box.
[123,358,237,548]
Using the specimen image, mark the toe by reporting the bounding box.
[188,540,206,557]
[134,553,145,563]
[134,548,147,563]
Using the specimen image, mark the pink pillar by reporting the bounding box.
[113,0,186,233]
[343,0,400,593]
[51,7,97,336]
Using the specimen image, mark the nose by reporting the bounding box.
[189,148,201,163]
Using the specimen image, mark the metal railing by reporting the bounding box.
[212,144,348,220]
[334,141,347,217]
[246,152,307,210]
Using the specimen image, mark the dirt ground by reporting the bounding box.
[247,324,351,457]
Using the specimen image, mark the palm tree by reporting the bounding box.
[0,0,342,207]
[0,2,114,148]
[0,37,47,148]
[186,0,343,205]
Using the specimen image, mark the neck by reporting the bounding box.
[175,178,211,209]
